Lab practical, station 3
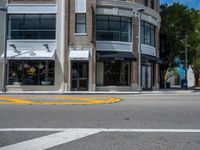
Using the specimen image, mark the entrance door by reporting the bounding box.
[142,64,152,90]
[71,62,88,91]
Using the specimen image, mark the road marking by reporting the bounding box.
[1,128,200,133]
[0,96,122,105]
[1,128,200,149]
[0,129,100,150]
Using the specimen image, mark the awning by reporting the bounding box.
[69,50,89,61]
[1,50,55,60]
[142,54,164,64]
[96,51,137,61]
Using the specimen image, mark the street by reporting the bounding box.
[0,92,200,149]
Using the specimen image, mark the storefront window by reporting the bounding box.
[96,15,132,42]
[96,61,131,86]
[8,60,55,86]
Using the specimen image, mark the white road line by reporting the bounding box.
[1,128,200,150]
[0,129,100,150]
[1,128,200,133]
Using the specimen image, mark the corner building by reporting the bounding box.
[0,0,161,92]
[67,0,161,91]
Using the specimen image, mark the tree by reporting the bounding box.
[160,3,200,86]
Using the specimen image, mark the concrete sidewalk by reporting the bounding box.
[0,88,199,95]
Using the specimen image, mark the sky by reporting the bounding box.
[160,0,200,10]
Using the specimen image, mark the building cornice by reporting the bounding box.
[96,0,161,24]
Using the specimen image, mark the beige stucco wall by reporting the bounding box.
[4,0,65,92]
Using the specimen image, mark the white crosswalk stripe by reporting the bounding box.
[0,129,100,150]
[1,128,200,150]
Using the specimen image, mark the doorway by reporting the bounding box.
[142,64,152,90]
[71,62,88,91]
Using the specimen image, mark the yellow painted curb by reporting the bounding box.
[0,96,122,105]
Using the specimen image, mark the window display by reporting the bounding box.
[8,60,55,86]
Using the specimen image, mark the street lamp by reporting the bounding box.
[0,6,8,92]
[135,8,145,92]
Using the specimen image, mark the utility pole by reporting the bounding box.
[136,8,145,92]
[184,33,188,89]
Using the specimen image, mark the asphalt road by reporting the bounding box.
[0,93,200,149]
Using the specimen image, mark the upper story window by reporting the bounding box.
[150,0,154,9]
[141,21,155,47]
[8,14,56,39]
[8,0,56,3]
[75,14,86,33]
[144,0,148,6]
[75,0,87,34]
[96,15,132,42]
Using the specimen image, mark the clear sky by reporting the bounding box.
[160,0,200,10]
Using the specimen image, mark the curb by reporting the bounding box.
[0,90,198,95]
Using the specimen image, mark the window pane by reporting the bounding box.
[11,31,23,39]
[109,21,120,31]
[8,61,23,85]
[40,15,55,20]
[103,61,130,86]
[151,28,155,46]
[121,22,129,32]
[40,19,55,29]
[75,0,86,12]
[76,24,86,33]
[24,15,39,29]
[76,14,86,23]
[96,21,108,31]
[96,15,108,21]
[23,61,38,85]
[109,16,120,21]
[120,33,129,42]
[109,32,120,41]
[24,31,39,39]
[121,17,131,22]
[10,15,24,30]
[141,25,144,44]
[144,27,151,45]
[40,15,56,29]
[96,32,110,41]
[40,31,55,39]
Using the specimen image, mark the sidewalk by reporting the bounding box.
[0,88,199,95]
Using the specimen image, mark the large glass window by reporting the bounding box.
[8,14,56,39]
[8,60,55,86]
[96,15,132,42]
[96,61,131,86]
[141,21,155,47]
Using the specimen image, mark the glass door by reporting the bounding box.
[141,64,152,90]
[71,62,88,91]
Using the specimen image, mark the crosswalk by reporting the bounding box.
[1,128,200,150]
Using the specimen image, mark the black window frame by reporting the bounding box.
[141,21,156,47]
[96,15,132,42]
[8,14,56,40]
